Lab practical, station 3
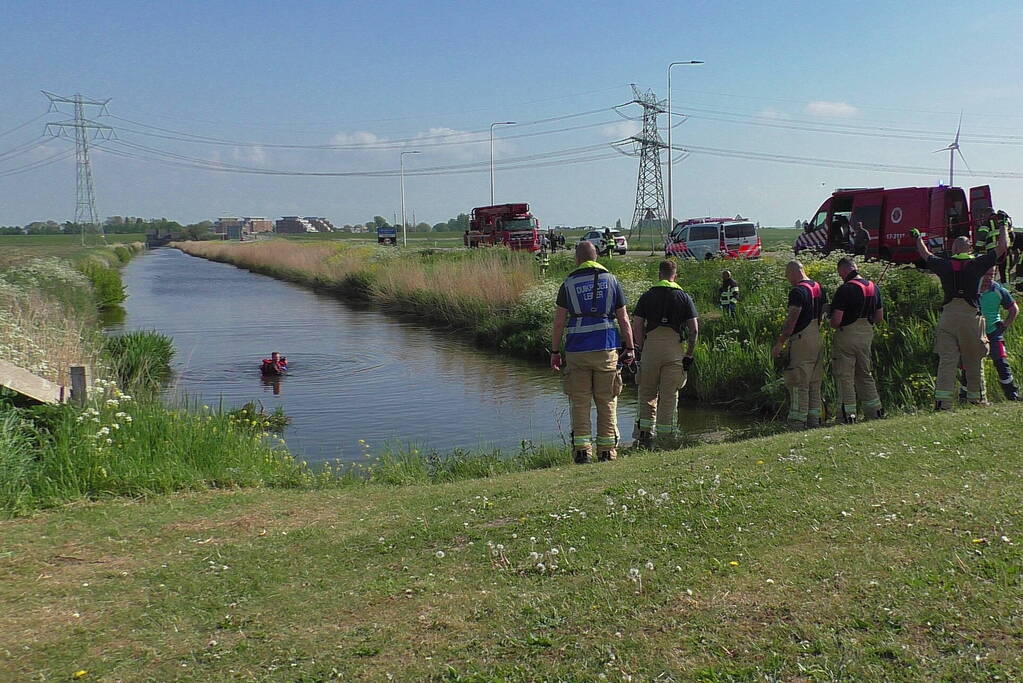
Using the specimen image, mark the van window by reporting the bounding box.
[689,225,719,241]
[725,223,756,238]
[809,210,829,231]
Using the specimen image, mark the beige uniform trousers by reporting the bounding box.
[934,298,988,404]
[562,349,622,454]
[637,327,687,435]
[831,318,882,419]
[784,320,823,424]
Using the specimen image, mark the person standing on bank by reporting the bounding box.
[550,241,635,463]
[771,261,827,428]
[632,260,699,447]
[829,257,884,422]
[978,266,1020,401]
[913,221,1008,409]
[719,270,739,315]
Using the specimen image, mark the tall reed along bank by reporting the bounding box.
[175,239,1015,417]
[0,241,312,516]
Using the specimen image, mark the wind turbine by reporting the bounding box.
[933,112,971,187]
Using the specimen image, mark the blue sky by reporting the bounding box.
[2,0,1022,228]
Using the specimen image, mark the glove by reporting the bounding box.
[620,348,636,366]
[550,352,563,371]
[909,228,921,239]
[682,356,694,371]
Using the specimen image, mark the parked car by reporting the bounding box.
[665,219,761,260]
[581,229,628,255]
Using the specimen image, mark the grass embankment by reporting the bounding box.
[3,405,1022,680]
[175,238,1019,417]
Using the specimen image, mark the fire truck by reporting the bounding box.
[463,203,541,251]
[794,185,993,263]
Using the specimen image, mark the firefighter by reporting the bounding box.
[978,266,1020,400]
[535,245,550,275]
[771,260,827,428]
[718,270,739,315]
[550,241,635,463]
[601,227,616,259]
[829,257,884,422]
[913,222,1008,409]
[631,260,699,447]
[976,211,1007,281]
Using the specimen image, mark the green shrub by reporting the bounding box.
[76,261,126,308]
[103,330,174,393]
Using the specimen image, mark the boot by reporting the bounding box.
[935,400,953,412]
[636,431,653,448]
[805,416,821,428]
[1001,381,1020,401]
[597,450,617,462]
[573,449,591,464]
[864,406,884,420]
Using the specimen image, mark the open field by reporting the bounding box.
[3,404,1022,680]
[0,234,146,268]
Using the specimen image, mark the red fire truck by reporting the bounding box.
[794,185,993,263]
[464,203,541,251]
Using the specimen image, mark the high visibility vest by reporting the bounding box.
[978,221,998,251]
[719,283,739,306]
[562,262,618,347]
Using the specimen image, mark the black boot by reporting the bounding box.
[1002,381,1020,401]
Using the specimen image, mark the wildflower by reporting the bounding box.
[549,548,559,555]
[568,547,576,553]
[435,551,445,559]
[73,671,88,679]
[529,536,536,543]
[536,563,546,572]
[495,544,504,551]
[628,568,640,581]
[645,561,654,571]
[637,488,647,497]
[528,552,540,561]
[729,561,739,567]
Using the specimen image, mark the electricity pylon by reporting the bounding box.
[625,85,668,240]
[42,91,114,244]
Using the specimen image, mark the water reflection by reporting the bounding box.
[111,249,744,463]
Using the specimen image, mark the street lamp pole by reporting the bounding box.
[490,121,516,205]
[666,60,703,235]
[400,150,421,246]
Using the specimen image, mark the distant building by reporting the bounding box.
[214,216,272,238]
[274,216,337,234]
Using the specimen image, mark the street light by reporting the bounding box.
[666,60,703,236]
[490,121,516,205]
[400,150,421,246]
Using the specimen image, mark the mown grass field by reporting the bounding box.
[3,404,1021,680]
[0,234,146,268]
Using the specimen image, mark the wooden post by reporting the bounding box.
[70,366,88,407]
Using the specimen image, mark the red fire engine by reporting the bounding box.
[794,185,993,263]
[464,203,541,252]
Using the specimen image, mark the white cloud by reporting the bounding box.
[329,130,382,146]
[600,120,641,140]
[804,101,860,118]
[758,107,789,120]
[232,145,266,164]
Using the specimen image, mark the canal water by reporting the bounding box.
[111,248,744,463]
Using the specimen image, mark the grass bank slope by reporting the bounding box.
[3,405,1022,680]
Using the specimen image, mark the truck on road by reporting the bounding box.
[794,185,993,263]
[464,203,541,252]
[377,225,398,245]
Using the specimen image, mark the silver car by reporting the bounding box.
[581,228,628,255]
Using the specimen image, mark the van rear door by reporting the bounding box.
[969,186,993,240]
[850,190,883,257]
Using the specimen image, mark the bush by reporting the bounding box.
[76,261,126,308]
[103,330,174,393]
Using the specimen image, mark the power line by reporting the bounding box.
[0,113,47,139]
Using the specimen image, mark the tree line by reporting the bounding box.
[341,214,471,233]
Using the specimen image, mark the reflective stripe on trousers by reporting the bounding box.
[784,320,823,423]
[831,318,882,417]
[935,299,988,402]
[637,327,687,436]
[561,349,622,453]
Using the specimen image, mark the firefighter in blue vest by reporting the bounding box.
[829,257,884,422]
[771,260,827,428]
[914,225,1008,409]
[718,270,739,315]
[632,260,699,446]
[550,241,635,463]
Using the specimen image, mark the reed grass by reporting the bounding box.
[103,330,175,393]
